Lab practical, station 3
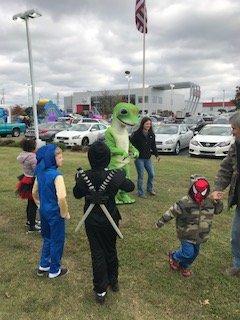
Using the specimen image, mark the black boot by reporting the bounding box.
[95,291,107,304]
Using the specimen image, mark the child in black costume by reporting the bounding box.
[73,141,134,304]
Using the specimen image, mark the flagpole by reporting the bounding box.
[142,1,146,115]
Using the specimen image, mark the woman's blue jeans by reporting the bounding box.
[135,158,155,196]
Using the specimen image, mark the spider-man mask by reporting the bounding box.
[190,178,210,204]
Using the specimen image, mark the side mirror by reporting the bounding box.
[194,131,198,135]
[91,128,97,132]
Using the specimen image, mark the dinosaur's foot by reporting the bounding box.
[115,193,135,205]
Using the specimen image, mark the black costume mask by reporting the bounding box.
[88,141,111,170]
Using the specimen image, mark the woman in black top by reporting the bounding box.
[130,117,159,198]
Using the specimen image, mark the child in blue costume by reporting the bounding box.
[32,144,70,278]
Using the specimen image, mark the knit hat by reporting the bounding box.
[88,141,111,170]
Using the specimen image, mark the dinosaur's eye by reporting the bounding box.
[120,109,128,115]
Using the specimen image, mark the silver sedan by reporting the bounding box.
[155,124,193,154]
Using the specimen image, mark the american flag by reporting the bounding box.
[135,0,148,34]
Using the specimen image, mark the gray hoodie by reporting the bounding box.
[17,151,37,177]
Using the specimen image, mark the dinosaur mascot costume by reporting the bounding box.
[105,102,140,204]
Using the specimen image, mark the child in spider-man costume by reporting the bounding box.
[156,174,223,277]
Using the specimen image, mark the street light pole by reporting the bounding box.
[223,89,225,109]
[13,9,41,141]
[170,83,175,110]
[125,71,132,103]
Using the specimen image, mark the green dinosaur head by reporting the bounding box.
[113,102,140,126]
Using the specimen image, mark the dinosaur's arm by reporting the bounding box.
[105,128,127,156]
[129,141,139,158]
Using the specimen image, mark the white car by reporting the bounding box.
[155,124,193,154]
[189,124,234,157]
[54,123,108,147]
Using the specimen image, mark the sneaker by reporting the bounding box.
[180,268,192,277]
[36,220,41,226]
[148,190,156,196]
[224,267,240,277]
[49,267,69,279]
[27,225,41,234]
[95,291,107,304]
[110,282,119,292]
[37,269,49,277]
[168,252,180,271]
[25,221,41,227]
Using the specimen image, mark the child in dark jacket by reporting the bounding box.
[156,174,223,277]
[17,138,39,233]
[32,144,70,279]
[73,141,135,304]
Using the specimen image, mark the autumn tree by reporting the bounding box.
[232,86,240,110]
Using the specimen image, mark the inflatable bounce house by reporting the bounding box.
[0,107,8,123]
[37,99,66,122]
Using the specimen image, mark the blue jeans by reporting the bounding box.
[173,241,200,269]
[135,158,155,196]
[39,215,65,274]
[231,207,240,268]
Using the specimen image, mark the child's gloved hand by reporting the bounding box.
[155,220,164,228]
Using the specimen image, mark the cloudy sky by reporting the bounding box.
[1,0,239,106]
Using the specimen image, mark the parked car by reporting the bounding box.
[75,118,102,124]
[213,117,230,124]
[202,115,216,124]
[155,124,193,154]
[25,122,72,141]
[54,123,108,147]
[189,124,234,157]
[182,116,205,132]
[0,118,26,137]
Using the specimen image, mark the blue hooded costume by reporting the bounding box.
[35,144,65,277]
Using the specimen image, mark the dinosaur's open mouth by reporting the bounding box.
[117,116,134,126]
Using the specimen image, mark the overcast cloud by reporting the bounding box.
[0,0,239,105]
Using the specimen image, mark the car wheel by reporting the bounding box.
[12,128,20,137]
[174,142,180,155]
[82,137,89,146]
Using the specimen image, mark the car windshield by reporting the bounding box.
[69,124,90,131]
[199,126,232,136]
[155,125,179,134]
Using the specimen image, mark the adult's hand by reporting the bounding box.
[211,191,224,200]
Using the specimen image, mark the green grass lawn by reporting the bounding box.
[0,147,240,320]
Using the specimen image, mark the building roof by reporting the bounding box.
[203,101,235,108]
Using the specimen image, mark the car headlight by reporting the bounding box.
[72,135,82,140]
[217,141,231,147]
[165,139,175,144]
[190,140,199,146]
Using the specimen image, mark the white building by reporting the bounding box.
[64,82,201,116]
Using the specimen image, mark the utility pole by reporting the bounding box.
[57,92,60,105]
